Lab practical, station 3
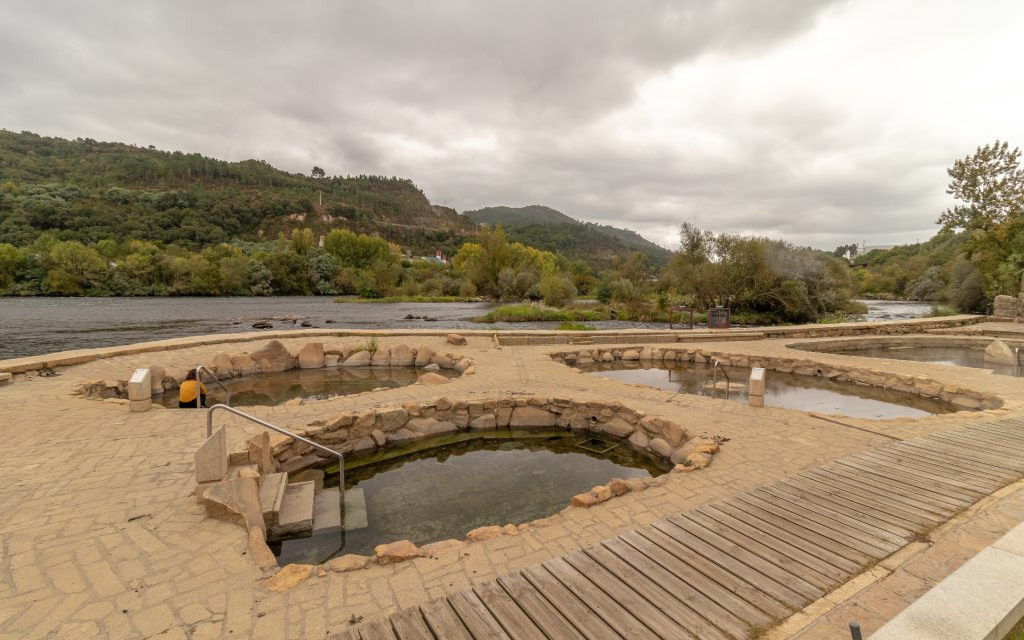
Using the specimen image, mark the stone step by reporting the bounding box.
[343,487,368,531]
[267,481,314,541]
[258,472,287,528]
[277,488,344,566]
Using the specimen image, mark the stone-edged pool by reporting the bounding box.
[577,361,959,419]
[156,366,458,407]
[273,430,668,564]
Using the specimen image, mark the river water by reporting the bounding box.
[0,297,937,360]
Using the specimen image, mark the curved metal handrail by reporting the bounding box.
[711,359,732,401]
[206,403,345,516]
[195,365,230,408]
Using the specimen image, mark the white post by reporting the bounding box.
[748,367,765,408]
[128,368,152,413]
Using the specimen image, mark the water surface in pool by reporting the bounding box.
[577,361,958,419]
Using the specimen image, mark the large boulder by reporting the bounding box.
[251,340,294,373]
[212,353,235,378]
[984,339,1017,366]
[414,346,434,366]
[370,347,391,367]
[416,372,450,385]
[446,334,467,346]
[231,354,259,376]
[375,540,423,565]
[297,343,325,369]
[994,295,1018,319]
[342,350,372,367]
[391,344,414,366]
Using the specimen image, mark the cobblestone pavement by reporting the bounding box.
[0,321,1022,639]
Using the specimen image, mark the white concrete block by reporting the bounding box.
[127,368,151,401]
[870,547,1024,640]
[748,367,765,396]
[194,425,228,483]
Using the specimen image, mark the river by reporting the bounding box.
[0,297,938,360]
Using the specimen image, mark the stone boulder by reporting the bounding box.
[212,353,234,378]
[407,417,455,436]
[370,347,391,367]
[231,354,259,376]
[375,540,423,565]
[327,554,370,573]
[984,339,1017,366]
[621,349,640,361]
[994,295,1018,318]
[446,333,467,346]
[466,526,502,542]
[648,437,672,458]
[264,564,313,592]
[324,354,340,367]
[200,476,265,537]
[599,417,634,438]
[391,344,414,366]
[342,350,372,367]
[414,346,434,366]
[251,340,294,373]
[416,372,450,385]
[297,343,325,369]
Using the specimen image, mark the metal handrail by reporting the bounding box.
[195,365,230,408]
[711,359,732,401]
[206,403,345,520]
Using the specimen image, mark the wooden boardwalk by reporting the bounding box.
[331,418,1024,640]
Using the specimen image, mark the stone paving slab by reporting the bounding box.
[0,322,1018,639]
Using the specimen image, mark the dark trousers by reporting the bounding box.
[178,394,207,408]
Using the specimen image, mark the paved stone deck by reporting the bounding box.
[0,318,1020,639]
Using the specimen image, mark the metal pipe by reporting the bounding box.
[194,365,231,408]
[712,359,731,401]
[849,622,863,640]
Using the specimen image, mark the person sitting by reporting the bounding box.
[178,369,208,408]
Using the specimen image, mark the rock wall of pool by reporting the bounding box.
[549,345,1000,415]
[212,396,723,568]
[789,335,1024,378]
[76,338,473,403]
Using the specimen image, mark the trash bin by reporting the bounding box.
[708,307,730,329]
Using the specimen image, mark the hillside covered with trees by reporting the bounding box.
[463,205,672,268]
[842,141,1024,312]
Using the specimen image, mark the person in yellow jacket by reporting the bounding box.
[178,369,208,408]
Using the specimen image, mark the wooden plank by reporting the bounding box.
[700,503,852,581]
[641,522,805,613]
[938,426,1024,449]
[448,591,509,640]
[496,574,585,640]
[718,497,868,569]
[773,481,919,537]
[855,449,1003,491]
[756,486,905,549]
[521,564,624,639]
[584,543,732,640]
[620,530,783,626]
[389,607,435,640]
[420,599,473,640]
[329,629,362,640]
[874,443,1012,482]
[735,492,889,558]
[851,448,997,491]
[802,468,950,521]
[603,537,752,639]
[662,515,823,600]
[822,458,978,510]
[473,580,547,640]
[903,439,1024,474]
[925,432,1024,468]
[834,459,979,505]
[542,557,661,640]
[358,618,399,640]
[561,550,693,640]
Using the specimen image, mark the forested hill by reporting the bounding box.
[0,130,476,255]
[463,205,672,268]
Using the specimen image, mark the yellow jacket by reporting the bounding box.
[179,380,207,403]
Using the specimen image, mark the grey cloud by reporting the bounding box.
[1,0,991,251]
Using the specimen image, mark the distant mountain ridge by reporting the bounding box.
[463,205,671,267]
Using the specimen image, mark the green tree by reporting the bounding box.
[46,241,108,294]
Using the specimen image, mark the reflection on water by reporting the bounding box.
[829,346,1021,377]
[578,361,957,419]
[157,366,457,407]
[274,433,664,563]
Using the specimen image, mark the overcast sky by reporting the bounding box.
[4,1,1024,250]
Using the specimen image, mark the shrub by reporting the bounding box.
[539,273,576,307]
